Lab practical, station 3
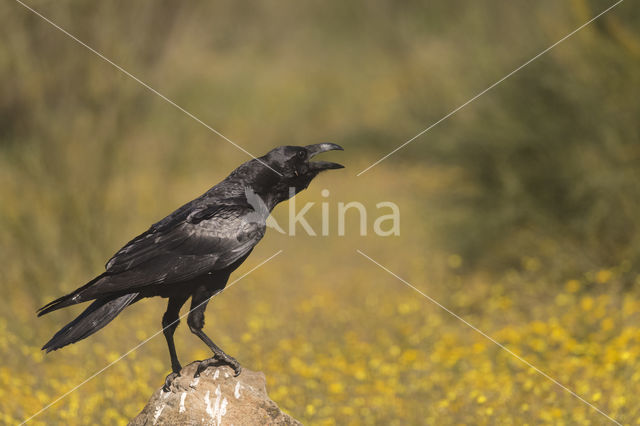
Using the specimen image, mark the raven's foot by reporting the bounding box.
[163,371,180,392]
[194,354,242,378]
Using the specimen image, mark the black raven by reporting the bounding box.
[38,143,343,388]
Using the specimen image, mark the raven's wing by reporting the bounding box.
[84,203,265,297]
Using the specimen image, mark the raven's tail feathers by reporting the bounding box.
[41,292,139,353]
[37,273,107,317]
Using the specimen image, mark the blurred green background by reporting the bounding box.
[2,0,640,424]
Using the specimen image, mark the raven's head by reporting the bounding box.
[266,143,344,183]
[231,143,344,209]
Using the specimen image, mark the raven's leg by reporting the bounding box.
[162,295,189,391]
[187,285,242,377]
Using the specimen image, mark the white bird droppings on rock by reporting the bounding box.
[205,390,214,419]
[234,381,242,399]
[218,397,228,425]
[212,384,224,425]
[189,377,200,388]
[179,392,187,413]
[152,403,165,425]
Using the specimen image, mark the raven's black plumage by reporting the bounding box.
[39,144,343,386]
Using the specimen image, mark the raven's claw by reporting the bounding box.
[163,371,180,392]
[194,355,242,378]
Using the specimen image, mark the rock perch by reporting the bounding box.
[130,362,301,425]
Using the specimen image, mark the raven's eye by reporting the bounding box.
[297,150,307,159]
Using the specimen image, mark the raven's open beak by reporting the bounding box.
[305,143,344,171]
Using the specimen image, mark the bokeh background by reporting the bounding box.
[2,0,640,424]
